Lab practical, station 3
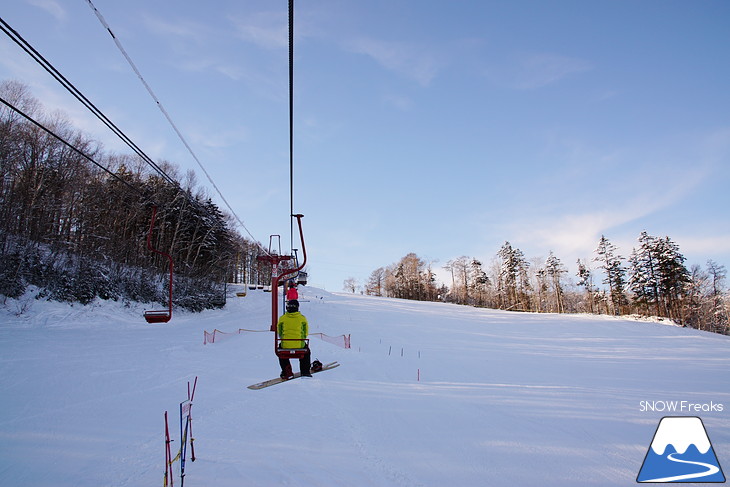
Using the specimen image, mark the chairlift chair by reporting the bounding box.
[143,206,173,324]
[257,214,308,360]
[297,271,308,286]
[277,338,311,359]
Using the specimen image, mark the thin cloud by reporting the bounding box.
[487,52,592,90]
[514,53,592,89]
[508,206,649,260]
[383,93,413,111]
[228,11,287,50]
[499,143,714,261]
[26,0,66,22]
[187,123,250,150]
[676,234,730,256]
[141,15,211,45]
[347,37,443,87]
[140,14,255,83]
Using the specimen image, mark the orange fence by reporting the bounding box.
[204,328,350,349]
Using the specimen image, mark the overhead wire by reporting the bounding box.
[288,0,295,253]
[1,14,271,257]
[83,0,268,252]
[0,15,176,187]
[0,94,147,201]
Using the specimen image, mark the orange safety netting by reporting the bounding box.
[204,328,350,349]
[313,332,351,349]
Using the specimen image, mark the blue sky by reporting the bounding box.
[1,0,729,291]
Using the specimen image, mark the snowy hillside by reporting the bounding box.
[1,285,728,486]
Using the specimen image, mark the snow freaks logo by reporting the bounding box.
[637,416,726,483]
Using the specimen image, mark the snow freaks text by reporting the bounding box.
[640,401,724,413]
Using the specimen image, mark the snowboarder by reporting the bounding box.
[277,299,311,379]
[286,282,298,301]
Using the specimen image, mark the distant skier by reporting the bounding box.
[277,299,311,379]
[286,282,299,301]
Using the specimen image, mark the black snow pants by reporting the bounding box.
[279,350,311,377]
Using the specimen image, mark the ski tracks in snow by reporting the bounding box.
[303,379,425,487]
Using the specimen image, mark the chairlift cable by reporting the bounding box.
[84,0,268,254]
[0,94,147,201]
[0,16,175,187]
[288,0,295,254]
[0,15,272,320]
[0,16,275,287]
[1,14,269,257]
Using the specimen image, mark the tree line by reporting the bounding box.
[359,235,728,336]
[0,80,271,310]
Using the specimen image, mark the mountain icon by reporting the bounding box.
[637,416,726,483]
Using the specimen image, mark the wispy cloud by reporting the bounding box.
[487,52,592,90]
[515,53,592,89]
[187,123,249,150]
[141,14,255,84]
[676,234,730,256]
[228,11,287,50]
[383,93,413,111]
[346,37,443,87]
[506,202,660,260]
[142,15,209,44]
[495,130,719,262]
[26,0,66,22]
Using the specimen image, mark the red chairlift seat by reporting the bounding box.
[144,309,172,324]
[144,206,173,324]
[276,338,310,359]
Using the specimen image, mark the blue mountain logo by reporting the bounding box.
[637,416,725,483]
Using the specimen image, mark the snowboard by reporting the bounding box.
[247,361,340,390]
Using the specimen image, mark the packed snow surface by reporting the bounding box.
[1,285,728,486]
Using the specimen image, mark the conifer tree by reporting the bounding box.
[470,259,490,307]
[576,258,595,313]
[629,232,661,315]
[545,251,567,313]
[654,236,691,321]
[629,232,690,321]
[594,235,627,315]
[498,242,530,310]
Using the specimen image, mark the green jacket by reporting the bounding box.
[277,311,308,348]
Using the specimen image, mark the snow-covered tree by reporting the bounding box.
[629,232,690,321]
[497,242,531,311]
[544,251,567,313]
[594,235,627,315]
[470,259,491,307]
[576,258,595,313]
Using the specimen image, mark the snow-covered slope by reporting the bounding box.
[1,286,728,486]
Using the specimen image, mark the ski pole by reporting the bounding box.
[164,411,174,487]
[188,377,197,462]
